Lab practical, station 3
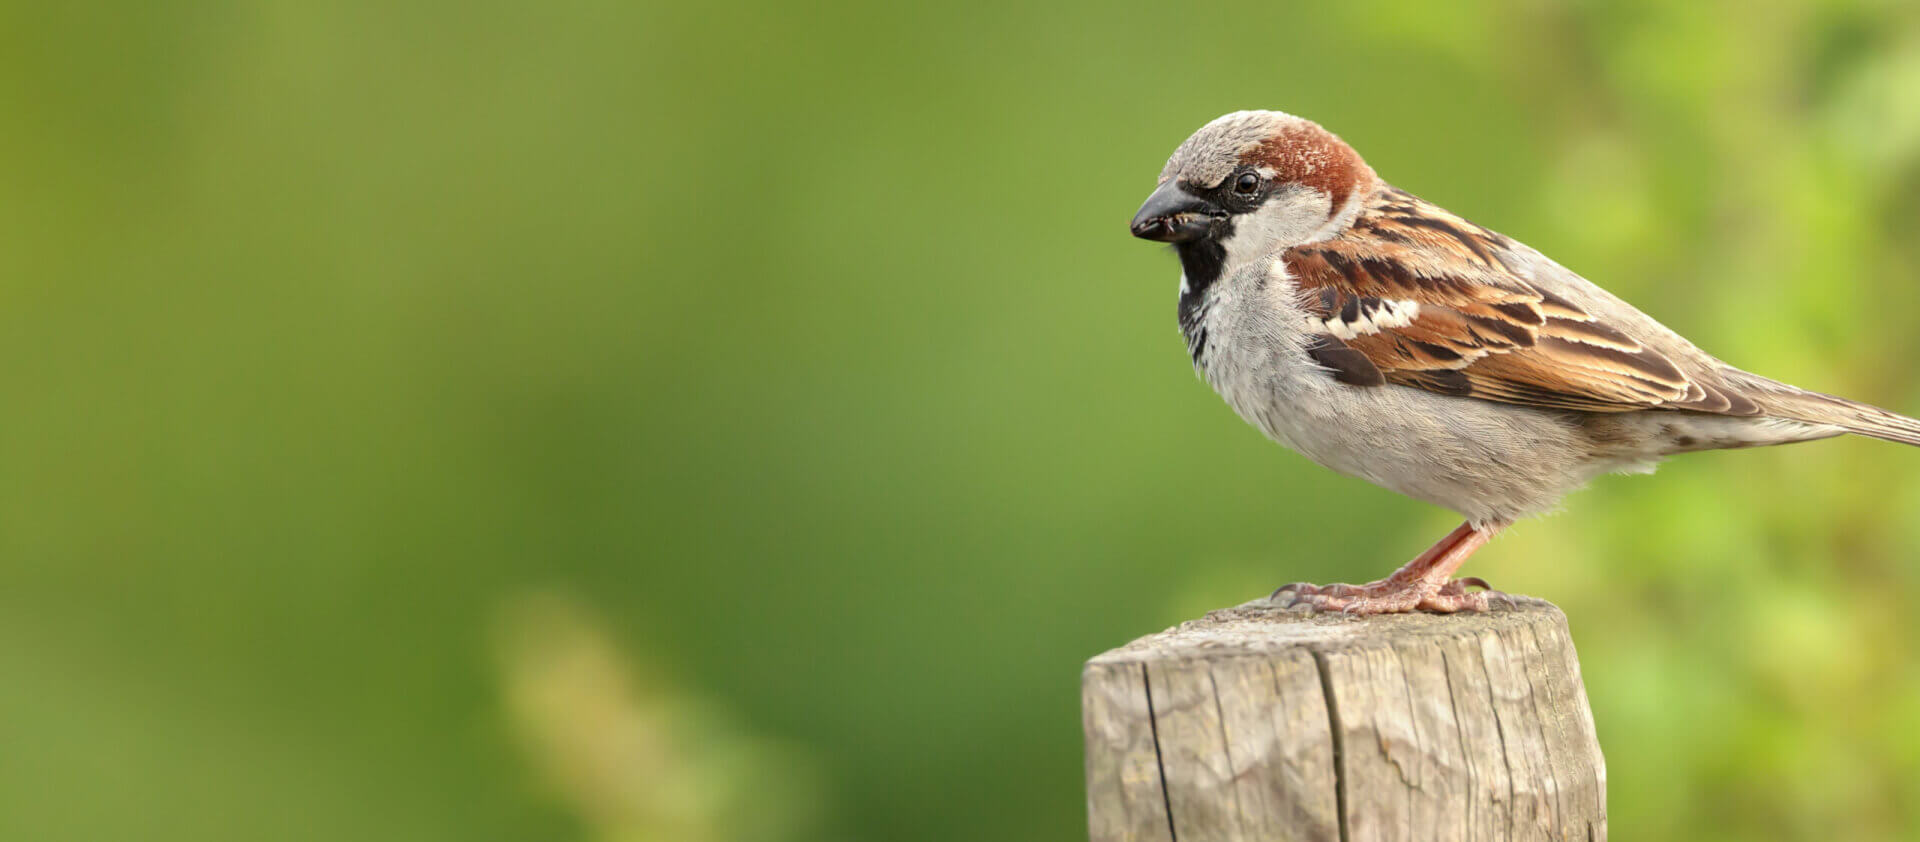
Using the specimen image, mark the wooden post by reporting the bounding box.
[1082,597,1605,842]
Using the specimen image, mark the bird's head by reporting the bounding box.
[1130,111,1376,287]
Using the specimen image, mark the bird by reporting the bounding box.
[1129,110,1920,615]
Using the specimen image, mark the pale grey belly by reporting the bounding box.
[1199,344,1623,527]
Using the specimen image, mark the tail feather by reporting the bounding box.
[1765,390,1920,447]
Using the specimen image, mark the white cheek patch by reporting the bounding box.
[1324,298,1422,340]
[1218,188,1334,273]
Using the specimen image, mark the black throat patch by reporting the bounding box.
[1174,234,1229,362]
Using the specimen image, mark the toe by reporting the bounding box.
[1342,593,1424,614]
[1417,589,1492,613]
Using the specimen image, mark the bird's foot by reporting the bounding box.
[1271,576,1503,615]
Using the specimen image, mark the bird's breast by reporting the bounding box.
[1180,269,1324,440]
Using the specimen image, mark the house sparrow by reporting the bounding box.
[1130,110,1920,614]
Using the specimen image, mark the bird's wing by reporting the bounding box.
[1287,187,1760,415]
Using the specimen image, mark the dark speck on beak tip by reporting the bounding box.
[1129,181,1219,244]
[1129,217,1168,239]
[1128,211,1211,244]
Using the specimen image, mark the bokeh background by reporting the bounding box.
[6,1,1920,840]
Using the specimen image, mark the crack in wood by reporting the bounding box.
[1143,664,1179,842]
[1312,649,1351,842]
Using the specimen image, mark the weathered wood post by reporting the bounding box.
[1082,597,1605,842]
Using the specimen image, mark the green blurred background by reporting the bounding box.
[6,1,1920,840]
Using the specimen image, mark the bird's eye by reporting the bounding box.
[1234,172,1260,195]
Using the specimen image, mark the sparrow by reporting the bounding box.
[1130,110,1920,614]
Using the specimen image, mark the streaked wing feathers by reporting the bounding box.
[1290,187,1754,415]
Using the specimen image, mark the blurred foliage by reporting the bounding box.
[495,592,818,842]
[2,0,1920,840]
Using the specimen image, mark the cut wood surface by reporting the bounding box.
[1082,598,1604,842]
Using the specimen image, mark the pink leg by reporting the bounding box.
[1272,523,1474,598]
[1272,522,1506,614]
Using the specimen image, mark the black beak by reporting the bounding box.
[1129,181,1217,243]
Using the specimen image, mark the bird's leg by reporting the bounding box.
[1272,522,1506,614]
[1272,523,1473,598]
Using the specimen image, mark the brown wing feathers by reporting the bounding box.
[1290,187,1752,416]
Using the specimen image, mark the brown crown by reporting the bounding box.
[1242,120,1372,213]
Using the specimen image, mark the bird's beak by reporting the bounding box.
[1129,181,1217,243]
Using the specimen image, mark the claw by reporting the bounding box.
[1485,590,1526,608]
[1269,582,1311,600]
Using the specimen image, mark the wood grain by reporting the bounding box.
[1083,598,1604,842]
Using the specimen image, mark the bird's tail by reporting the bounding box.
[1762,388,1920,447]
